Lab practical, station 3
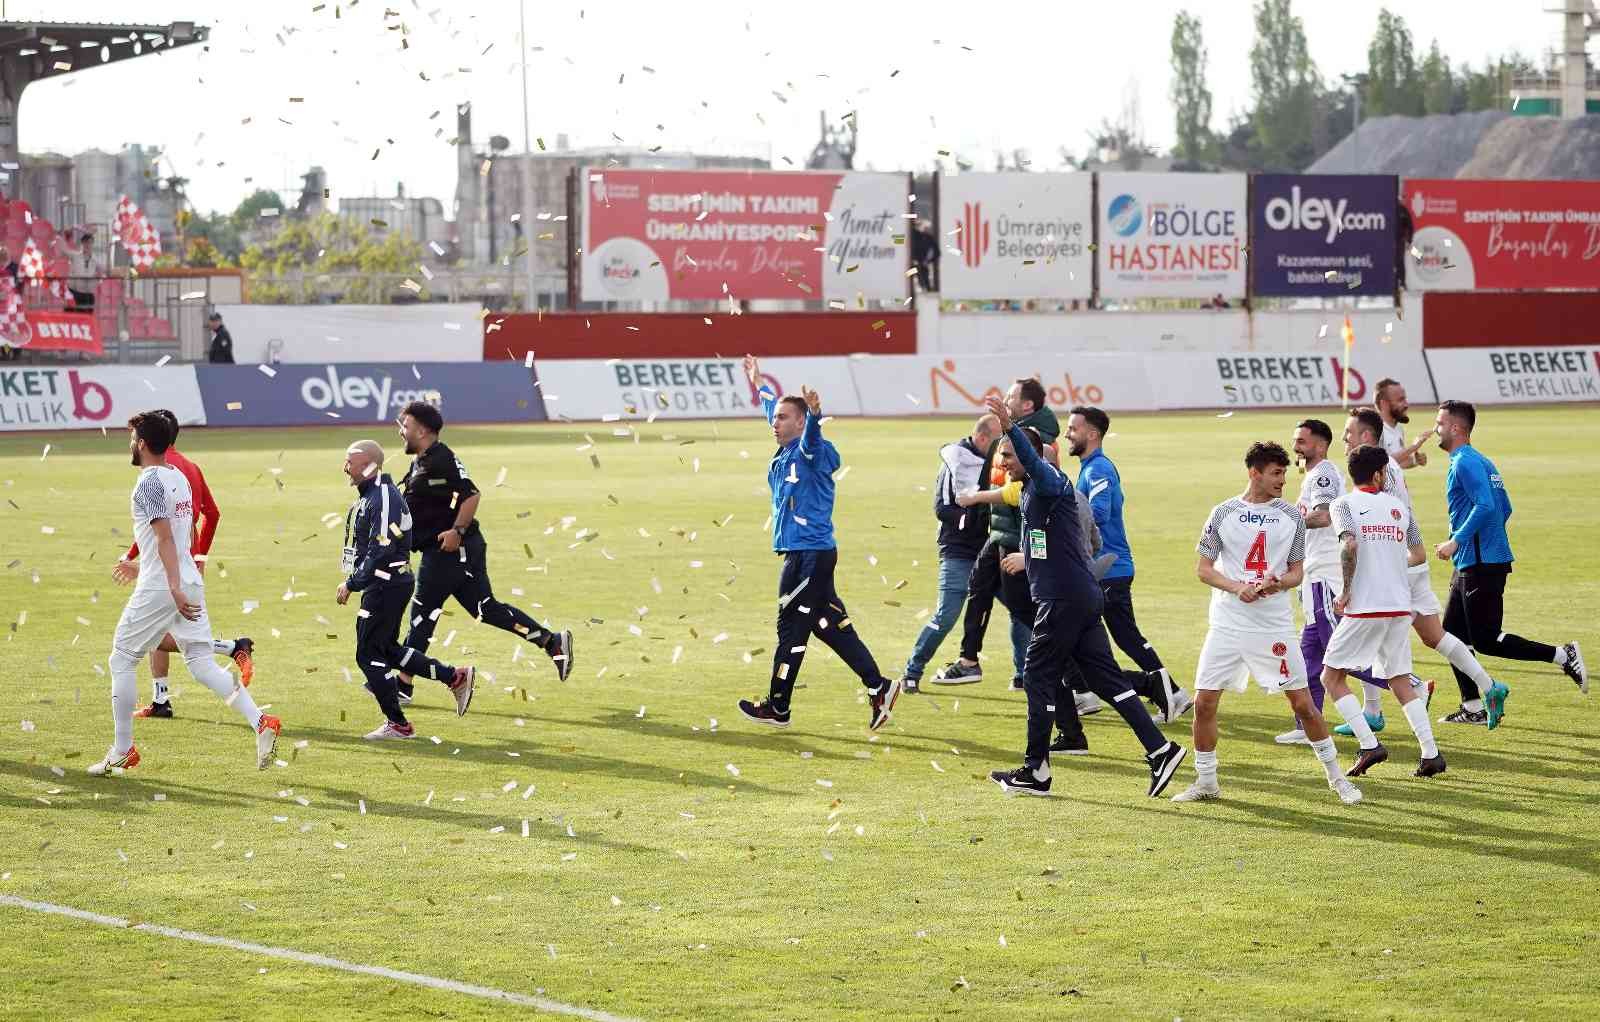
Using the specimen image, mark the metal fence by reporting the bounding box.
[244,270,569,310]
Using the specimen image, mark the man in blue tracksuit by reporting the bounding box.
[1432,401,1585,719]
[736,356,901,732]
[1068,405,1191,721]
[982,396,1186,798]
[337,440,474,740]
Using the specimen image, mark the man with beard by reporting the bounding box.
[394,401,573,704]
[1375,378,1431,471]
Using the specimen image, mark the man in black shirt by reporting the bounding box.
[207,313,235,364]
[982,395,1186,799]
[394,401,572,701]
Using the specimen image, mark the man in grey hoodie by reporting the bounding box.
[900,414,1001,692]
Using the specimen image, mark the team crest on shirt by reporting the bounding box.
[1316,475,1331,488]
[1391,508,1402,521]
[1271,641,1288,656]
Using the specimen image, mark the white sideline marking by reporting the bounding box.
[0,894,638,1020]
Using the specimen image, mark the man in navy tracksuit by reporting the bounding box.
[336,440,475,740]
[736,356,901,732]
[982,396,1186,798]
[1432,400,1585,720]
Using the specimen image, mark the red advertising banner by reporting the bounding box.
[1,310,103,354]
[1403,178,1600,291]
[580,168,907,303]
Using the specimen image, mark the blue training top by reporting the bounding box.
[1076,447,1134,580]
[761,385,839,552]
[1005,424,1102,606]
[1445,443,1514,570]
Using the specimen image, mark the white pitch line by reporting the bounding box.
[0,894,639,1021]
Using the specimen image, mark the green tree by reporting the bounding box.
[1419,40,1455,114]
[1249,0,1321,170]
[1170,11,1215,162]
[240,212,425,304]
[230,189,287,232]
[1365,9,1423,116]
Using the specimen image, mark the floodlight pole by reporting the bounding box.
[520,0,538,313]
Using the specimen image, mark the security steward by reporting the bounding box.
[394,401,573,703]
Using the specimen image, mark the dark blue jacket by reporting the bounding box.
[344,472,415,592]
[1005,424,1103,607]
[761,385,838,552]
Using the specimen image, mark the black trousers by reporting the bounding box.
[767,549,887,713]
[1445,565,1556,703]
[403,530,554,657]
[958,537,1031,663]
[1023,599,1170,769]
[1100,576,1165,674]
[357,581,457,724]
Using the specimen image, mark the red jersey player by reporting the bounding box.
[112,409,255,717]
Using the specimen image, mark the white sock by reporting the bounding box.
[1554,645,1569,666]
[185,647,263,730]
[151,676,169,705]
[110,651,138,754]
[1402,699,1440,758]
[1463,697,1484,713]
[1310,736,1341,783]
[1194,750,1218,786]
[1435,633,1492,697]
[212,637,237,656]
[1334,694,1379,750]
[1361,681,1384,716]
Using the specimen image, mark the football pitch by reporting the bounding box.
[0,406,1596,1021]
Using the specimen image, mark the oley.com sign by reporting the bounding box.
[1251,174,1397,297]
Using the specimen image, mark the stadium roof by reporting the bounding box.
[0,20,208,166]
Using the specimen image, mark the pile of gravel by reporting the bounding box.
[1308,110,1510,177]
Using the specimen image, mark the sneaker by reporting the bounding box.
[900,676,921,694]
[1172,780,1220,803]
[737,698,791,728]
[1049,730,1089,756]
[1146,742,1187,798]
[1333,711,1385,737]
[448,666,476,717]
[1274,728,1309,745]
[1561,641,1587,694]
[1346,741,1389,777]
[87,745,140,776]
[364,721,415,740]
[868,678,902,732]
[232,637,255,686]
[1075,692,1104,716]
[1330,776,1363,805]
[990,765,1051,796]
[931,661,982,685]
[255,714,281,770]
[1009,676,1024,692]
[1415,752,1447,777]
[1484,681,1510,731]
[1440,706,1487,726]
[1146,673,1172,720]
[133,700,174,719]
[551,629,575,682]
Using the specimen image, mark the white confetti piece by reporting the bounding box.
[725,763,741,777]
[257,365,277,378]
[930,760,944,772]
[815,779,834,788]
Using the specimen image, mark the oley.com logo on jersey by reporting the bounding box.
[1238,510,1282,526]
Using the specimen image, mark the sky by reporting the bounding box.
[13,0,1574,216]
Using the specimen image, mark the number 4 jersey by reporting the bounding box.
[1196,497,1307,634]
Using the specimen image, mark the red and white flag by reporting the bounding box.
[112,194,162,270]
[17,237,44,280]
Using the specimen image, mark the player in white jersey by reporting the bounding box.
[1344,408,1508,730]
[1173,441,1362,806]
[1375,378,1430,469]
[1320,444,1449,778]
[1275,419,1381,745]
[88,412,282,776]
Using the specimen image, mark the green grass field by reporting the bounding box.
[1,407,1597,1021]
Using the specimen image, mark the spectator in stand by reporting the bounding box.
[67,230,98,310]
[0,243,18,287]
[910,219,939,293]
[207,312,235,364]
